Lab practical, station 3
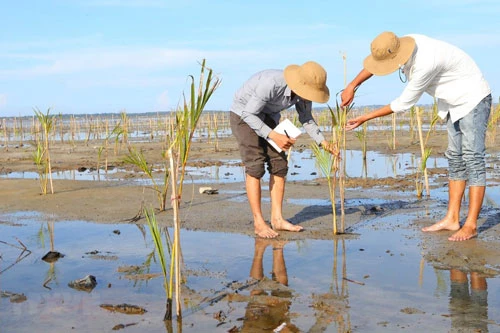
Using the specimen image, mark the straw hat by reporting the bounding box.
[363,31,416,76]
[284,61,330,103]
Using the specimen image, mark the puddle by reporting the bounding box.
[0,168,121,182]
[1,212,499,332]
[0,148,449,185]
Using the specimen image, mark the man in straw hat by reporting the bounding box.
[230,61,337,238]
[341,31,491,241]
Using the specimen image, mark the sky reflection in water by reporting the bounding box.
[1,213,500,332]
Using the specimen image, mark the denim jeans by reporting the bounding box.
[446,94,492,186]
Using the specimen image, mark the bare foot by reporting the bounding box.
[448,225,477,242]
[255,221,279,238]
[271,239,289,250]
[271,218,303,232]
[254,237,274,250]
[421,218,460,232]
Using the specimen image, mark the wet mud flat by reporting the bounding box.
[1,183,500,332]
[1,126,500,331]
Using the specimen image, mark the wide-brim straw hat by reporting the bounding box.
[363,31,416,76]
[284,61,330,103]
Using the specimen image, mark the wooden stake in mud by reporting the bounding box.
[168,148,182,319]
[416,107,430,197]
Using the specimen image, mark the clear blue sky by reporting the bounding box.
[1,0,499,117]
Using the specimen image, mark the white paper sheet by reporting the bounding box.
[267,119,302,153]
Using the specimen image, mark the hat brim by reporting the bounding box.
[284,65,330,103]
[363,36,416,76]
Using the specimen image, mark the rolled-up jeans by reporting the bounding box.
[445,94,492,186]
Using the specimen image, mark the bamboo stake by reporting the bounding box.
[340,52,348,233]
[392,113,396,150]
[168,148,182,319]
[416,107,430,197]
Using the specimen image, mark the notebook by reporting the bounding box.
[267,119,302,153]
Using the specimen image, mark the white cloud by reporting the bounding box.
[0,94,6,108]
[0,46,267,80]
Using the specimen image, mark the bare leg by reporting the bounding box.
[272,240,288,286]
[250,238,272,280]
[269,175,303,232]
[249,238,271,296]
[448,185,483,241]
[450,269,468,284]
[470,271,487,291]
[422,180,464,232]
[246,174,278,238]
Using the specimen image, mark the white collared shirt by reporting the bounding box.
[390,34,491,122]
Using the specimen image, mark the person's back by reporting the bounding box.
[405,34,489,109]
[231,69,288,117]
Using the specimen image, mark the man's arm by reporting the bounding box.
[345,104,393,131]
[340,68,373,107]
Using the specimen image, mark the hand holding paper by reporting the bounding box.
[267,119,302,153]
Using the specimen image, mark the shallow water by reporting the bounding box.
[0,149,449,184]
[1,211,499,332]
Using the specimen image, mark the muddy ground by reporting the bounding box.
[1,128,500,277]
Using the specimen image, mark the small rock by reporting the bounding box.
[100,303,147,315]
[10,293,27,303]
[199,186,218,195]
[42,251,64,263]
[68,275,98,292]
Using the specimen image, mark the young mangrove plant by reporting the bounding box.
[144,207,174,321]
[415,104,439,198]
[111,111,130,155]
[33,107,55,194]
[334,89,357,233]
[138,59,220,322]
[167,59,221,320]
[312,90,356,235]
[123,147,170,211]
[312,139,340,234]
[32,142,49,194]
[354,121,368,179]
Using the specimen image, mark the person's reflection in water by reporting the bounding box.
[240,238,299,333]
[449,269,488,332]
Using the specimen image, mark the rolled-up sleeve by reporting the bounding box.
[296,100,325,144]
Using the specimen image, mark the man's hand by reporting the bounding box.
[345,116,365,131]
[340,85,355,108]
[268,131,296,150]
[320,140,339,157]
[341,69,373,107]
